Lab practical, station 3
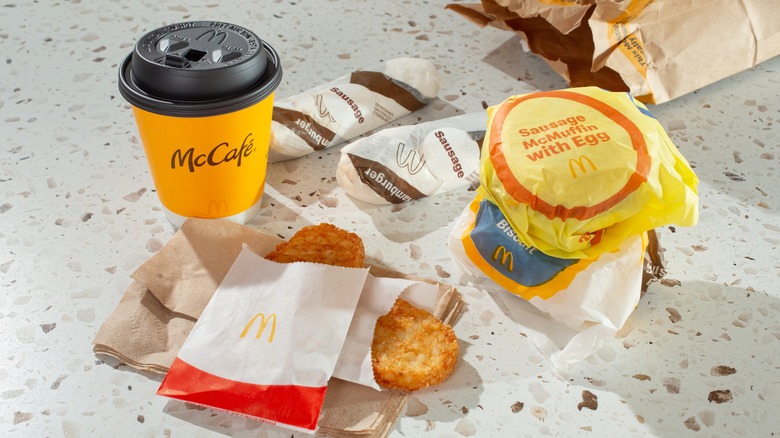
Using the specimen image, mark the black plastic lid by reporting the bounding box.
[118,21,282,117]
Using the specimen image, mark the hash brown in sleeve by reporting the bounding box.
[266,223,458,391]
[264,223,365,268]
[371,298,458,391]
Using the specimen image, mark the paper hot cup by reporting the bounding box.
[118,21,283,226]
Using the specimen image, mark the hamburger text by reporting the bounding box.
[294,119,331,148]
[363,168,413,202]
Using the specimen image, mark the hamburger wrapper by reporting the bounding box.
[270,57,440,162]
[336,112,486,205]
[93,218,463,436]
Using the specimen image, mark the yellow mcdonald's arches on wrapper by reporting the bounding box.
[478,86,699,259]
[240,312,277,343]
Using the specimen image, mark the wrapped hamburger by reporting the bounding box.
[448,86,698,364]
[269,58,440,162]
[336,112,485,204]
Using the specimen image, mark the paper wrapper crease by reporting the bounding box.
[446,0,780,104]
[93,218,464,436]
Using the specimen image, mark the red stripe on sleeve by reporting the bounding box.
[157,357,327,431]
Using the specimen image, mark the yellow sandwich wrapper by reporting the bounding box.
[478,86,699,260]
[448,86,691,364]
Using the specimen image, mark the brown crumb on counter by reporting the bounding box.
[708,390,733,404]
[710,366,737,376]
[577,390,598,411]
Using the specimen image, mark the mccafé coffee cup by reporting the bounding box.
[118,21,282,226]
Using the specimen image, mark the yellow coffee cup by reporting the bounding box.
[118,21,283,226]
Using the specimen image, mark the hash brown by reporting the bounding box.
[371,298,458,391]
[264,223,365,268]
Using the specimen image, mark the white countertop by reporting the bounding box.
[1,1,778,437]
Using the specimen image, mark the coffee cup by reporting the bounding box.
[118,21,282,226]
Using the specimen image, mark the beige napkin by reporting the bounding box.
[93,218,464,437]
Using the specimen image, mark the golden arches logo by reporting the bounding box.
[197,29,228,45]
[568,156,597,178]
[207,199,229,215]
[240,312,277,343]
[492,246,514,272]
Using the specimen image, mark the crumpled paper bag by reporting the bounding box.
[447,0,780,104]
[93,218,463,437]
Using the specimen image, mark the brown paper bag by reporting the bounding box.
[447,0,780,104]
[93,218,463,437]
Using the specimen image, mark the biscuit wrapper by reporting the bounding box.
[336,112,485,204]
[448,194,660,365]
[478,86,698,259]
[447,0,780,104]
[270,57,440,162]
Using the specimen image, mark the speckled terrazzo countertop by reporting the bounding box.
[1,1,778,437]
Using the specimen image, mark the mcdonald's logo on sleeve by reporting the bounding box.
[568,155,597,178]
[492,245,514,272]
[240,312,277,343]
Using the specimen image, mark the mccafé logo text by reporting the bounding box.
[171,133,254,173]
